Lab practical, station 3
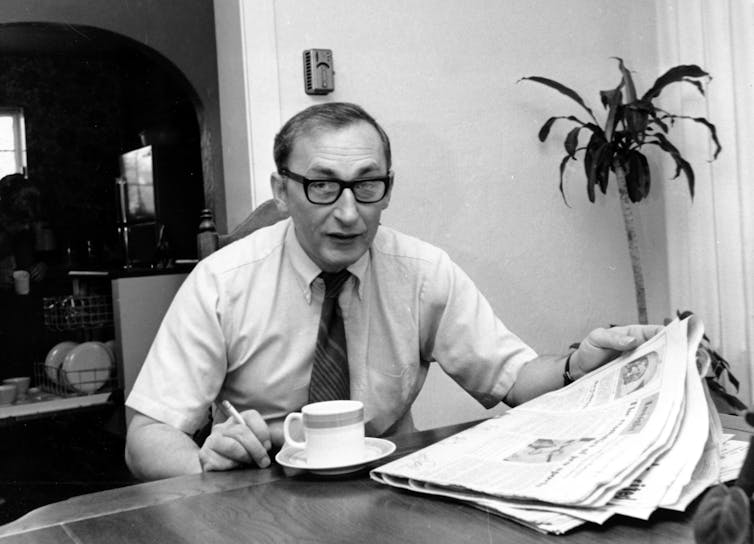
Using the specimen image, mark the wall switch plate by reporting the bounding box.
[303,49,334,95]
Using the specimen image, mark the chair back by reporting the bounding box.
[218,199,288,248]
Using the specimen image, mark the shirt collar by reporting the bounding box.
[284,219,368,303]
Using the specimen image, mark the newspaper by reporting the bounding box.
[371,317,741,534]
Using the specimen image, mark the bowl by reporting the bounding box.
[0,384,16,405]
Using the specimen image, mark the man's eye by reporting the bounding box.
[309,181,338,193]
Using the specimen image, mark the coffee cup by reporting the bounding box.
[283,400,366,466]
[12,270,30,295]
[3,377,30,400]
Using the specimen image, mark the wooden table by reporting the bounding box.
[0,421,704,543]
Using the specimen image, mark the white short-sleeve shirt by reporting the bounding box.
[126,219,537,436]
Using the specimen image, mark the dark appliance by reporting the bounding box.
[116,144,203,267]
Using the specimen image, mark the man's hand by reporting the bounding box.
[569,324,664,380]
[198,409,273,472]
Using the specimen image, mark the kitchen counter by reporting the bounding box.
[67,261,197,280]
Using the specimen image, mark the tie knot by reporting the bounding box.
[320,270,350,298]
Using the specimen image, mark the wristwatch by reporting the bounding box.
[563,352,576,386]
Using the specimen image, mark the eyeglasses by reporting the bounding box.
[279,168,392,205]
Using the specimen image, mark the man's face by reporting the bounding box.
[272,122,391,272]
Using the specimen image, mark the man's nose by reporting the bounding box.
[332,188,359,223]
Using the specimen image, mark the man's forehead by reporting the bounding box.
[297,120,379,143]
[290,122,386,166]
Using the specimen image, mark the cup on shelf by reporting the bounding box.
[12,270,30,295]
[283,400,366,466]
[0,384,16,405]
[26,387,42,401]
[2,377,30,400]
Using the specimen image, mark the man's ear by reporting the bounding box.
[270,172,289,214]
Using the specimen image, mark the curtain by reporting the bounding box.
[658,0,754,404]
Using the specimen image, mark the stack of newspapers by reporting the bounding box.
[371,317,746,534]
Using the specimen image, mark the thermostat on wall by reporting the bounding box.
[303,49,334,95]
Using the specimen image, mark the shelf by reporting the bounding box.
[0,392,113,423]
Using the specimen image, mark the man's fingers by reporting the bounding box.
[585,324,662,351]
[240,410,272,451]
[223,410,272,467]
[574,324,664,376]
[201,414,272,470]
[199,440,241,472]
[584,328,638,351]
[267,420,285,448]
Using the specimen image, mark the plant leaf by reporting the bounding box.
[600,85,623,109]
[695,116,723,159]
[558,154,573,206]
[584,137,594,189]
[625,100,654,139]
[538,115,587,142]
[647,108,670,133]
[625,151,651,202]
[646,133,695,198]
[693,483,750,544]
[600,76,625,141]
[587,139,610,202]
[656,113,722,159]
[642,65,710,101]
[612,57,637,103]
[519,76,598,123]
[564,126,582,157]
[706,379,747,412]
[681,77,706,96]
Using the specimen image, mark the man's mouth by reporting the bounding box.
[329,232,361,241]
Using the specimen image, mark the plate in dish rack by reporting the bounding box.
[44,341,79,384]
[60,341,112,394]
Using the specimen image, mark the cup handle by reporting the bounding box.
[283,412,306,449]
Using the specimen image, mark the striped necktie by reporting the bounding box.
[308,270,351,402]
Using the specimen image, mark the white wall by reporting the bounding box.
[218,0,669,429]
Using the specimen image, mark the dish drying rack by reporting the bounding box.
[0,292,118,422]
[34,362,115,398]
[43,294,113,331]
[38,294,116,397]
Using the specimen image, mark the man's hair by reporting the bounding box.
[273,102,392,171]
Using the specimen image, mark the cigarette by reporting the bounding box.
[221,400,247,427]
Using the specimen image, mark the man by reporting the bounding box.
[125,102,660,481]
[0,174,47,290]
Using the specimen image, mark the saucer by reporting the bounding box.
[275,437,396,476]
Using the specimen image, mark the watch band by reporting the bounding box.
[563,352,576,386]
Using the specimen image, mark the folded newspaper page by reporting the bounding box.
[371,317,737,534]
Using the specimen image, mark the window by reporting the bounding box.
[0,108,27,178]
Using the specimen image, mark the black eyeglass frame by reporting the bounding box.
[278,168,393,205]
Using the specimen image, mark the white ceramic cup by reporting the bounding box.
[283,400,366,466]
[12,270,30,295]
[3,377,30,400]
[0,384,16,405]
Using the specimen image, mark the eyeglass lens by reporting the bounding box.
[308,180,386,204]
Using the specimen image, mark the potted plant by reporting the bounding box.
[520,60,745,413]
[519,58,721,325]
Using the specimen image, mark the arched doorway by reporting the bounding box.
[0,22,206,265]
[0,22,210,523]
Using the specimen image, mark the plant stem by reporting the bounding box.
[614,164,648,324]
